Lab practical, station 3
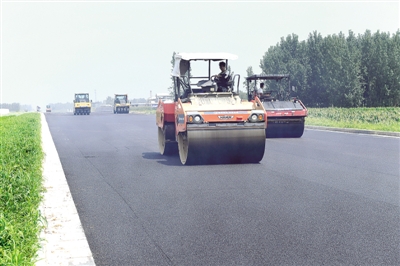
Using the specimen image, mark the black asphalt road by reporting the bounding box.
[45,112,399,266]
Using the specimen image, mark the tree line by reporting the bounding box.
[1,103,33,112]
[257,29,400,107]
[1,103,21,112]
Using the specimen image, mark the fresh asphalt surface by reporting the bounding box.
[45,112,399,266]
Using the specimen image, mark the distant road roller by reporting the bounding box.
[114,94,130,114]
[246,74,308,138]
[156,53,267,165]
[73,93,92,115]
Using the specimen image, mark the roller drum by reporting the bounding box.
[158,125,178,155]
[266,120,304,138]
[178,128,265,165]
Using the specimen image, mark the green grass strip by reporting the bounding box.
[0,113,44,265]
[306,107,400,132]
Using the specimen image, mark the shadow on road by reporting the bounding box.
[142,152,182,166]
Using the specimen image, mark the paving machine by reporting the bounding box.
[114,94,130,114]
[46,105,51,112]
[156,53,267,165]
[246,74,307,138]
[73,93,92,115]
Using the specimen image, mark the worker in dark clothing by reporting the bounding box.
[212,61,229,92]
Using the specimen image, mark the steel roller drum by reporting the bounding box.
[266,119,305,138]
[178,128,266,165]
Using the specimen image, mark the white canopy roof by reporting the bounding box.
[175,52,238,61]
[172,52,238,77]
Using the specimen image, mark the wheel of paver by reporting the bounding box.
[158,127,177,155]
[74,112,76,115]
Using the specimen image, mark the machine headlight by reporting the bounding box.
[248,112,264,122]
[187,113,203,123]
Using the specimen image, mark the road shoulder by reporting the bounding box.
[36,113,96,265]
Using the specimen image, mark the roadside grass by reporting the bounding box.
[0,113,44,265]
[306,107,400,132]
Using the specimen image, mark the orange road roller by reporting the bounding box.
[156,53,267,165]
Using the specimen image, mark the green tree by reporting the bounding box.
[306,31,328,106]
[387,30,400,106]
[320,31,363,107]
[256,29,399,107]
[243,66,254,89]
[168,51,177,95]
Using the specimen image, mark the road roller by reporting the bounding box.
[114,94,130,114]
[73,93,92,115]
[156,53,267,165]
[246,74,308,138]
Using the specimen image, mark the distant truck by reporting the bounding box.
[73,93,92,115]
[46,105,51,112]
[113,94,130,114]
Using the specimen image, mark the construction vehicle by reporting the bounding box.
[156,53,267,165]
[246,74,307,138]
[73,93,92,115]
[46,105,51,112]
[114,94,130,114]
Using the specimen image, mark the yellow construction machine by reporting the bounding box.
[113,94,130,114]
[73,93,92,115]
